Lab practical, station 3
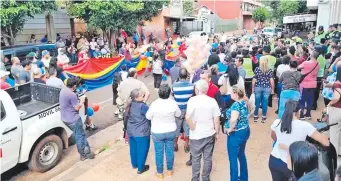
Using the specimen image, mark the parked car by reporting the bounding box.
[0,82,85,174]
[186,31,206,38]
[262,27,283,38]
[0,44,58,71]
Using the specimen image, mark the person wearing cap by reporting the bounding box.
[32,67,46,84]
[10,57,24,84]
[0,70,11,90]
[185,79,220,181]
[314,26,328,44]
[19,60,32,84]
[27,52,44,69]
[41,50,51,68]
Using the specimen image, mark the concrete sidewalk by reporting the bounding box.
[50,121,274,181]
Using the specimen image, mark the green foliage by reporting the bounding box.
[0,0,57,45]
[252,7,269,23]
[183,0,194,16]
[279,0,299,16]
[261,0,308,24]
[69,0,167,32]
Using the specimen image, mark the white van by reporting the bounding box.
[262,27,283,38]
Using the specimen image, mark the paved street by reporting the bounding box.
[1,75,326,181]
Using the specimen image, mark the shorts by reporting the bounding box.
[175,110,189,137]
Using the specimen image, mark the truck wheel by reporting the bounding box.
[28,135,63,172]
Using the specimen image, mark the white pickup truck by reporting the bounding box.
[0,83,84,174]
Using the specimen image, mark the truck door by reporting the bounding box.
[0,100,22,174]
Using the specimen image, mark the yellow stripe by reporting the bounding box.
[66,57,125,79]
[136,57,147,72]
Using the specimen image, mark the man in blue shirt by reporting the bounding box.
[172,68,194,164]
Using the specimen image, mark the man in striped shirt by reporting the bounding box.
[172,68,194,158]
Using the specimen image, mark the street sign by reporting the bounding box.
[283,14,317,24]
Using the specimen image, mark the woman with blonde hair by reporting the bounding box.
[252,56,275,123]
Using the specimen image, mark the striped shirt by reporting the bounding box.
[172,80,194,110]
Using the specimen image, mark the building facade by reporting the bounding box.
[307,0,341,31]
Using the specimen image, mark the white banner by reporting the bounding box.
[283,14,317,24]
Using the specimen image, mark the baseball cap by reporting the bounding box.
[318,26,324,31]
[26,52,36,58]
[0,70,10,78]
[42,50,50,57]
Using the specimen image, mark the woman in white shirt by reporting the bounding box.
[146,84,181,179]
[152,54,163,91]
[269,100,329,181]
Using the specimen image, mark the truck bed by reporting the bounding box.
[17,100,58,119]
[5,82,61,120]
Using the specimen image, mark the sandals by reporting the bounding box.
[254,116,259,122]
[261,117,267,123]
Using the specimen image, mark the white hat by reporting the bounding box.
[0,70,10,78]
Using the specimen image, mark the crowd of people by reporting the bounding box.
[2,22,341,180]
[108,23,341,181]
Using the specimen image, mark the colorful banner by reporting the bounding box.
[64,48,181,91]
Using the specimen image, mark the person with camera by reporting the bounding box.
[59,78,95,161]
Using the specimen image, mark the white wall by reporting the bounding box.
[15,9,71,45]
[315,0,341,32]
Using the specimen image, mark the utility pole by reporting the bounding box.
[180,0,183,35]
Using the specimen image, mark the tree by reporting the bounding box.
[252,7,269,23]
[0,0,58,45]
[68,0,168,48]
[261,0,308,24]
[183,0,194,16]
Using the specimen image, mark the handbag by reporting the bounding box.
[299,62,319,84]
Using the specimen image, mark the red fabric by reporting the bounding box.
[333,82,341,108]
[0,81,11,90]
[64,56,124,74]
[121,31,128,39]
[207,81,219,98]
[78,51,88,64]
[251,56,258,64]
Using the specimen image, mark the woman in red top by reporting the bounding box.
[327,66,341,155]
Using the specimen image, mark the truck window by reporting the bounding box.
[15,49,32,62]
[0,100,6,121]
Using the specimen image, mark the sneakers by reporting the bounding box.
[80,152,95,161]
[305,116,312,120]
[186,159,192,166]
[299,116,305,120]
[118,114,123,120]
[86,123,98,131]
[167,170,173,177]
[261,117,267,123]
[155,173,164,180]
[137,165,150,174]
[114,109,119,115]
[254,116,259,123]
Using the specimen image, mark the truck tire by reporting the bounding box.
[27,135,63,172]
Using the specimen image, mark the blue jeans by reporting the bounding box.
[254,87,271,117]
[227,127,250,181]
[129,136,150,172]
[278,90,301,119]
[300,88,315,117]
[65,118,90,156]
[152,131,176,174]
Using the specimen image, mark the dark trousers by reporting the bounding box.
[269,155,292,181]
[129,136,150,172]
[190,135,215,181]
[324,98,331,106]
[300,88,315,117]
[65,118,90,157]
[313,77,323,109]
[245,78,253,98]
[153,73,162,88]
[277,83,282,111]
